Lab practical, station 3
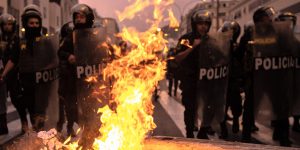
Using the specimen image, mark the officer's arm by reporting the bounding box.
[175,47,193,63]
[175,39,200,63]
[0,37,20,79]
[58,36,73,60]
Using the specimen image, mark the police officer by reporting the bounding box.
[175,10,212,138]
[219,21,243,134]
[277,12,300,133]
[58,4,100,148]
[167,47,179,97]
[0,13,21,134]
[237,7,276,142]
[18,4,58,131]
[56,21,77,136]
[241,7,293,146]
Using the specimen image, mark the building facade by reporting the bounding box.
[227,0,300,35]
[180,0,240,35]
[0,0,78,34]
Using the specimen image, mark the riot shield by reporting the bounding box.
[73,27,111,141]
[33,34,59,128]
[293,28,300,116]
[252,22,294,121]
[18,34,59,129]
[197,32,231,126]
[0,42,6,114]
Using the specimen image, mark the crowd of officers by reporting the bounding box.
[0,2,299,149]
[0,3,113,149]
[167,7,300,147]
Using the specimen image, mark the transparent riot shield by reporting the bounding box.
[252,22,295,122]
[0,40,7,114]
[73,27,111,142]
[33,34,59,128]
[293,28,300,116]
[197,32,231,126]
[18,34,59,129]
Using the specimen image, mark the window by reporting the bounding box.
[57,16,59,26]
[43,7,46,18]
[234,10,242,19]
[0,7,3,15]
[33,0,40,6]
[8,0,11,6]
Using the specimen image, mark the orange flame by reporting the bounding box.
[168,9,179,28]
[180,39,193,48]
[63,0,178,149]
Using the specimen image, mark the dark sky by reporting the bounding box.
[79,0,202,31]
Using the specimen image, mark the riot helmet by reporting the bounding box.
[60,21,74,41]
[21,4,42,28]
[244,21,254,34]
[191,10,212,33]
[71,4,94,29]
[219,21,241,42]
[253,6,276,24]
[277,12,297,27]
[0,13,17,33]
[21,4,42,37]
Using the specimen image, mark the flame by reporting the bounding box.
[63,0,178,149]
[168,9,179,28]
[180,39,193,48]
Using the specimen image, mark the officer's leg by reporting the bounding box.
[57,72,67,132]
[56,95,65,132]
[0,83,8,135]
[174,77,179,97]
[242,78,254,141]
[20,75,36,131]
[7,75,29,132]
[229,84,242,133]
[168,78,173,96]
[65,85,77,137]
[182,84,197,138]
[293,115,300,132]
[197,93,215,139]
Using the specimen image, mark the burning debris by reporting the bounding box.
[7,0,178,149]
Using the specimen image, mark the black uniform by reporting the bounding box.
[57,29,78,134]
[227,40,243,131]
[176,32,199,138]
[166,47,179,97]
[18,4,58,131]
[0,29,22,134]
[237,28,256,140]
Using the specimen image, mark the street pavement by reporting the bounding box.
[1,79,300,149]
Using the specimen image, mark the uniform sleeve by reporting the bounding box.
[8,36,20,65]
[175,36,190,55]
[58,33,73,61]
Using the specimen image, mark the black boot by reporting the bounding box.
[219,122,228,139]
[206,126,215,135]
[197,127,209,139]
[251,124,259,132]
[232,117,239,133]
[21,121,29,134]
[242,127,252,143]
[56,122,64,132]
[292,116,300,132]
[186,131,194,138]
[278,120,292,147]
[67,122,76,137]
[0,114,8,135]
